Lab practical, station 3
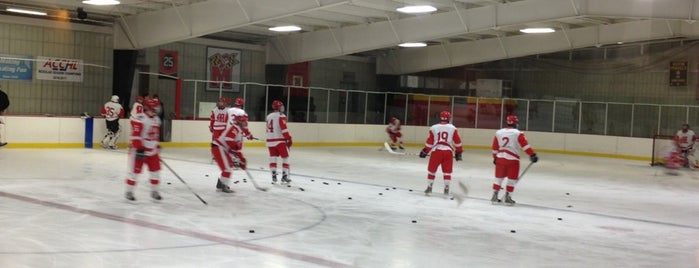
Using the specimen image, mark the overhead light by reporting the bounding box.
[6,8,47,16]
[396,5,437,14]
[82,0,120,6]
[269,25,302,32]
[520,28,555,34]
[399,42,427,47]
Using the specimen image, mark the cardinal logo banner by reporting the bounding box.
[206,47,241,92]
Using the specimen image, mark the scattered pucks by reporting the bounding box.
[567,205,573,208]
[412,220,417,223]
[234,181,239,184]
[379,193,383,195]
[510,230,516,233]
[348,197,352,200]
[392,187,397,190]
[311,179,315,182]
[323,182,329,185]
[287,185,291,188]
[566,193,570,195]
[205,174,209,177]
[299,187,305,191]
[337,182,341,185]
[385,188,389,190]
[167,182,171,185]
[450,197,454,200]
[249,230,255,233]
[409,189,413,192]
[557,218,562,221]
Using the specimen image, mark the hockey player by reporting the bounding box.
[210,97,230,138]
[211,113,248,193]
[419,111,463,195]
[125,97,163,201]
[100,95,125,149]
[227,97,254,140]
[491,115,538,205]
[674,123,698,168]
[386,117,404,150]
[266,100,292,184]
[0,84,8,147]
[130,95,144,119]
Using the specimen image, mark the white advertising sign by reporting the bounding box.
[36,57,83,82]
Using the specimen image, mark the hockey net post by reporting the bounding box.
[651,135,675,166]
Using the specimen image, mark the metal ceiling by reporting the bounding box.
[0,0,696,74]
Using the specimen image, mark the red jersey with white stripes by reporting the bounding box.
[266,112,291,147]
[424,123,463,153]
[209,107,229,140]
[130,114,161,156]
[492,127,535,160]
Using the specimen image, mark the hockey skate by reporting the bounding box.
[216,178,223,189]
[220,185,234,193]
[272,171,278,183]
[491,191,501,204]
[504,192,515,206]
[151,191,162,200]
[444,185,449,195]
[281,173,291,184]
[398,145,404,150]
[125,191,136,201]
[424,185,433,195]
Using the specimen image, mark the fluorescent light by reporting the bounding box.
[399,42,427,48]
[82,0,120,5]
[6,8,47,16]
[269,26,302,32]
[396,5,437,14]
[520,28,555,34]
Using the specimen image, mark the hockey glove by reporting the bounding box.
[493,158,497,165]
[419,149,429,158]
[530,154,539,163]
[455,152,463,161]
[286,139,292,148]
[135,149,146,160]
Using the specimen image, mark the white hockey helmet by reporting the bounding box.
[110,95,119,102]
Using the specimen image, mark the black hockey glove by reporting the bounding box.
[419,149,429,158]
[493,158,497,165]
[135,149,146,160]
[455,152,463,161]
[530,154,538,163]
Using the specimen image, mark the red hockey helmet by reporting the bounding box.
[506,115,519,125]
[390,117,398,123]
[143,97,160,111]
[272,100,284,111]
[439,111,451,121]
[234,97,244,107]
[135,95,144,103]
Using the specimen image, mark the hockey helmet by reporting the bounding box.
[234,97,245,107]
[110,95,119,102]
[143,97,160,111]
[439,111,451,121]
[272,100,284,111]
[218,97,230,107]
[390,117,399,124]
[135,95,144,103]
[506,115,519,125]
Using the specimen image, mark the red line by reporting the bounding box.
[0,191,352,268]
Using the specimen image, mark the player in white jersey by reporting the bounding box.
[491,115,538,205]
[675,123,697,167]
[211,112,248,193]
[100,95,125,149]
[130,95,144,119]
[210,97,230,139]
[125,97,163,201]
[386,117,404,150]
[419,111,463,195]
[266,100,293,184]
[227,97,254,140]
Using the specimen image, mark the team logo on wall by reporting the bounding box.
[206,47,241,92]
[159,49,178,79]
[36,56,83,82]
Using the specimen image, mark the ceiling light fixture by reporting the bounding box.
[520,28,555,34]
[269,25,302,32]
[396,5,437,14]
[6,8,47,16]
[82,0,121,6]
[399,42,427,48]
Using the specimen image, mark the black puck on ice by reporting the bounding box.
[566,193,570,195]
[299,187,305,191]
[287,185,291,188]
[379,193,383,195]
[337,182,341,185]
[205,174,209,177]
[348,197,352,200]
[412,220,417,223]
[409,189,413,192]
[385,188,389,190]
[311,179,314,182]
[249,230,255,233]
[167,182,171,185]
[510,230,516,233]
[392,187,397,190]
[567,205,573,208]
[450,197,454,200]
[557,218,562,221]
[323,182,329,185]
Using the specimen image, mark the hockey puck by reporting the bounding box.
[510,230,516,233]
[311,179,314,182]
[167,182,171,185]
[450,197,454,200]
[347,197,352,200]
[557,218,562,221]
[249,230,255,233]
[205,174,209,177]
[323,182,329,185]
[566,193,570,195]
[409,189,413,192]
[385,188,389,190]
[567,205,573,208]
[412,220,417,223]
[392,187,397,190]
[379,193,383,195]
[299,187,305,191]
[287,185,291,188]
[337,182,341,185]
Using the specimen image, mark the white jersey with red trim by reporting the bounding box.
[424,123,462,152]
[214,121,243,151]
[130,102,144,119]
[266,112,291,147]
[674,130,697,150]
[210,107,229,135]
[387,121,401,133]
[130,114,161,156]
[101,101,124,121]
[492,127,534,160]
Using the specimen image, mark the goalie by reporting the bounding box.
[667,123,698,169]
[100,95,125,149]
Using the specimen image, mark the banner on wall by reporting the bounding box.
[0,54,33,81]
[36,56,83,82]
[206,47,241,92]
[158,49,178,79]
[669,61,687,87]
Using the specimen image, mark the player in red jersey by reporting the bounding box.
[491,115,538,205]
[419,111,463,195]
[386,117,404,150]
[266,100,292,184]
[125,97,163,201]
[211,112,248,193]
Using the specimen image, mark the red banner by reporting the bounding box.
[158,50,178,78]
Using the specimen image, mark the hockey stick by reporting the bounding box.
[241,167,268,192]
[160,159,208,205]
[518,161,535,181]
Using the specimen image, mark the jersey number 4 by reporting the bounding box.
[266,120,274,133]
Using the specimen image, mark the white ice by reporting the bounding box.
[0,146,698,268]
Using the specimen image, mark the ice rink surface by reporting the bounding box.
[0,146,698,268]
